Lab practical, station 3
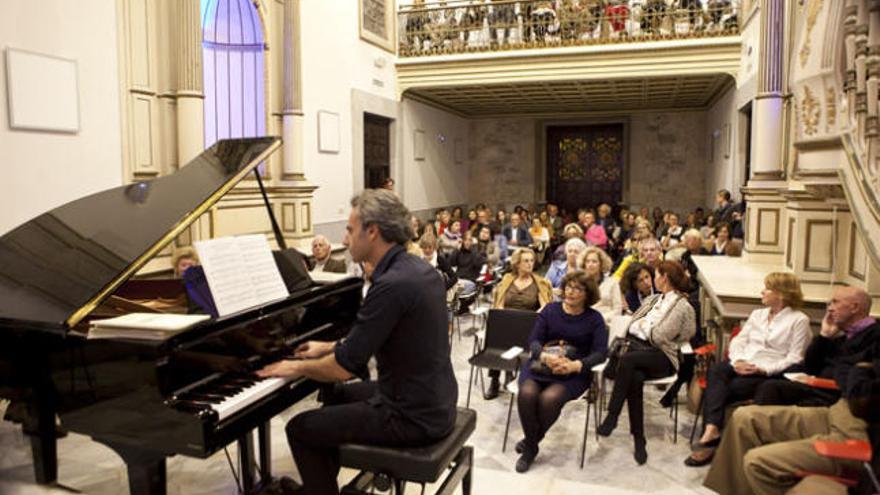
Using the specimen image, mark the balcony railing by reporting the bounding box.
[397,0,740,57]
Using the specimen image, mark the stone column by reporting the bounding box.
[177,0,205,166]
[750,0,785,180]
[282,0,306,181]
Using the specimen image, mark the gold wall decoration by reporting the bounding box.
[799,0,823,67]
[825,86,836,131]
[801,86,820,135]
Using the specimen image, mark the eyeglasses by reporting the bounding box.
[564,285,586,293]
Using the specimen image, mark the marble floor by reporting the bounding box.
[0,320,716,495]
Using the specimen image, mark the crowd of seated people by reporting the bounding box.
[401,0,740,54]
[393,191,880,492]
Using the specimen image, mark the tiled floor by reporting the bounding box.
[0,313,716,494]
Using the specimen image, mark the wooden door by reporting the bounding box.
[546,124,624,214]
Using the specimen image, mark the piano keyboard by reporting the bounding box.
[171,373,297,422]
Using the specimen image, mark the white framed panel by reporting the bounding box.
[5,48,80,133]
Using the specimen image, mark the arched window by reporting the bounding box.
[201,0,266,148]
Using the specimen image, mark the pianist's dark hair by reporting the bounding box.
[351,189,413,245]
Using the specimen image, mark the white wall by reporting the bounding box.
[400,99,470,212]
[0,0,122,235]
[704,85,746,208]
[299,1,397,226]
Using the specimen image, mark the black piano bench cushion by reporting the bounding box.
[339,407,476,483]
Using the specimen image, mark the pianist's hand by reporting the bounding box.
[293,340,335,359]
[256,359,302,379]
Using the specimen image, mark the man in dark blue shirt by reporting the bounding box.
[258,189,457,495]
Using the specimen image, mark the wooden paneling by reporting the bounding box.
[756,208,780,246]
[804,219,834,273]
[132,96,155,173]
[786,218,794,268]
[850,222,867,281]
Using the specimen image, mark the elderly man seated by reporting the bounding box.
[308,234,346,273]
[703,287,880,495]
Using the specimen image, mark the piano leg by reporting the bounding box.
[238,433,256,494]
[258,422,272,482]
[29,430,57,484]
[107,444,167,495]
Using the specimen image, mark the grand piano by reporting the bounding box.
[0,137,363,494]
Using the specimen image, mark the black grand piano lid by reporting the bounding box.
[0,137,282,334]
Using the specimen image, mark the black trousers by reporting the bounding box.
[753,378,840,407]
[702,361,770,427]
[606,348,674,437]
[286,382,430,495]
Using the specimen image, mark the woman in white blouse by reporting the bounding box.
[578,246,623,324]
[684,272,811,467]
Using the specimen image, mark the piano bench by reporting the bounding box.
[339,407,476,495]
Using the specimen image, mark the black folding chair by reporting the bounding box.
[465,309,538,452]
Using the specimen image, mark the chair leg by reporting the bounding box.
[502,392,515,452]
[673,397,679,444]
[581,399,590,468]
[689,395,703,444]
[466,364,475,409]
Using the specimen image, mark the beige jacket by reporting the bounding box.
[627,292,695,370]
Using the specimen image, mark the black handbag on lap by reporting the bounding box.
[529,340,578,376]
[603,336,654,380]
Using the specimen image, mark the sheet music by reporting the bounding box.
[195,234,289,316]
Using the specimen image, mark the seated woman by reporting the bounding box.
[545,238,587,289]
[485,248,554,399]
[621,262,655,313]
[597,261,696,465]
[529,217,551,265]
[439,219,463,256]
[551,223,585,261]
[514,271,608,473]
[684,272,811,467]
[475,225,501,269]
[582,210,608,250]
[709,222,732,255]
[579,246,623,324]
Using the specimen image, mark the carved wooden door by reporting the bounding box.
[546,124,624,214]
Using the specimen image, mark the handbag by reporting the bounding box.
[603,335,654,380]
[529,340,577,376]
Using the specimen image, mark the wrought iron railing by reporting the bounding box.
[398,0,740,56]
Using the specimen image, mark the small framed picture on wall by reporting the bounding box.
[359,0,395,53]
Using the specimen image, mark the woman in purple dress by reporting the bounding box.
[514,271,608,473]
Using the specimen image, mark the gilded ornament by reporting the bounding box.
[825,86,836,131]
[801,86,820,135]
[799,0,823,67]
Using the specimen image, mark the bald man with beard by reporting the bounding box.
[703,287,879,495]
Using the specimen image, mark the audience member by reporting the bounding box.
[439,219,463,255]
[583,210,609,249]
[710,223,732,256]
[172,247,199,278]
[713,189,735,225]
[514,271,608,472]
[546,238,587,289]
[661,212,685,250]
[701,214,716,239]
[464,209,478,234]
[487,248,553,399]
[504,213,533,248]
[448,230,486,296]
[492,209,508,237]
[685,273,811,467]
[750,286,880,407]
[308,235,346,273]
[547,203,564,247]
[436,208,451,237]
[679,229,709,283]
[476,225,501,269]
[614,237,663,280]
[579,246,623,324]
[552,223,585,261]
[598,261,696,464]
[622,262,656,313]
[530,217,551,264]
[419,233,457,292]
[703,355,880,495]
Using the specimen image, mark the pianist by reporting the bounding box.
[257,189,458,495]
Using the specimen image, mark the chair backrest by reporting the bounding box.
[484,308,539,351]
